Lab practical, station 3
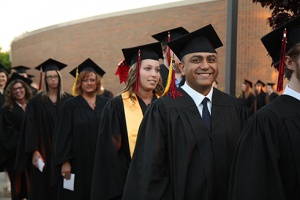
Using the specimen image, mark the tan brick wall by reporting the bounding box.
[11,0,277,96]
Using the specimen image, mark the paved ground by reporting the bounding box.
[0,172,12,200]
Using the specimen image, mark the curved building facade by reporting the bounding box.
[11,0,277,96]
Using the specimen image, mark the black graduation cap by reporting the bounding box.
[35,58,67,72]
[27,74,35,79]
[267,83,275,87]
[255,80,265,87]
[12,65,30,74]
[244,79,253,88]
[261,15,300,68]
[152,27,189,45]
[6,72,32,87]
[0,63,10,74]
[167,24,223,60]
[69,58,105,78]
[122,42,163,66]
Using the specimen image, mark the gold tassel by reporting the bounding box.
[72,67,79,96]
[162,58,174,96]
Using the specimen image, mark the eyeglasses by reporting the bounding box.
[46,75,59,80]
[13,86,24,92]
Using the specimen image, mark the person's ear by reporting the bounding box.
[178,61,185,76]
[285,56,295,71]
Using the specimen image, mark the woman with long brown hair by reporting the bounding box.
[91,42,163,200]
[0,73,32,200]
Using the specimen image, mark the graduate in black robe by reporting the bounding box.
[0,74,33,200]
[0,63,9,108]
[239,79,255,116]
[266,82,279,103]
[152,27,189,88]
[122,24,248,200]
[90,42,164,200]
[254,80,266,111]
[15,58,72,200]
[228,15,300,200]
[0,64,9,173]
[53,58,109,200]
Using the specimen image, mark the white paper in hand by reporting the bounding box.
[37,158,45,172]
[63,173,75,191]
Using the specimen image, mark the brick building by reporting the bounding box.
[11,0,279,96]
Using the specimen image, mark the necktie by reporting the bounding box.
[202,97,211,133]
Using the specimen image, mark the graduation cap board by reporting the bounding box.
[267,83,275,87]
[167,24,223,60]
[69,58,105,78]
[0,63,10,74]
[12,65,30,74]
[255,80,265,87]
[152,27,189,45]
[122,42,163,66]
[261,15,300,91]
[35,58,67,72]
[6,72,32,87]
[244,79,253,88]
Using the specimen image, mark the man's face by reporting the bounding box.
[179,52,218,95]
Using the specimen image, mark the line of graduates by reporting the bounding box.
[0,15,300,200]
[239,79,279,116]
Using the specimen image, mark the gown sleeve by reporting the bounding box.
[122,99,172,200]
[15,98,37,170]
[228,109,287,200]
[90,97,129,200]
[53,100,74,166]
[0,107,20,152]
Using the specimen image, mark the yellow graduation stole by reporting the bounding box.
[122,91,143,158]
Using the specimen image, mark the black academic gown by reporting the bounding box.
[15,92,72,200]
[90,93,157,200]
[255,91,266,111]
[122,88,248,200]
[228,95,300,200]
[239,92,255,116]
[160,64,169,88]
[100,89,114,99]
[0,103,30,199]
[0,92,4,108]
[53,95,109,200]
[269,92,279,102]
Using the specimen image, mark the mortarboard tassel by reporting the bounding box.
[277,28,287,92]
[38,67,43,90]
[135,49,141,92]
[72,67,79,96]
[162,57,182,99]
[167,31,171,66]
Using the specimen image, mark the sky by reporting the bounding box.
[1,0,181,52]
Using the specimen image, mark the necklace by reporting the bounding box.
[87,101,96,106]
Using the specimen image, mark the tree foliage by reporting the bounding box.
[0,47,11,71]
[253,0,300,29]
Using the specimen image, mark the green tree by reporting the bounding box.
[253,0,300,29]
[0,47,11,72]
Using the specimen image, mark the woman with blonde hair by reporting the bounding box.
[91,42,163,200]
[15,58,72,200]
[52,58,109,200]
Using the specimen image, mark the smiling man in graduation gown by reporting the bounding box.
[122,24,248,200]
[228,15,300,200]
